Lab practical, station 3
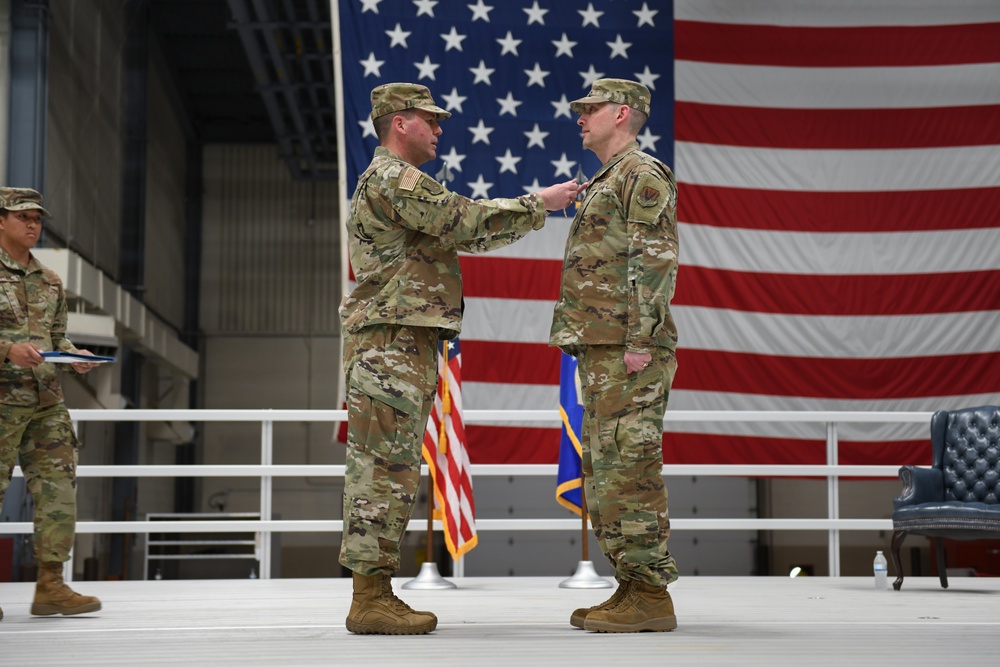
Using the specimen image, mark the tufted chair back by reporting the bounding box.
[931,406,1000,504]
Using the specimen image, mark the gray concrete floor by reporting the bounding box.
[0,575,996,666]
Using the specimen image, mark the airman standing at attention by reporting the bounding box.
[550,79,681,633]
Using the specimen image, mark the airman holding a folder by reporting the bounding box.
[0,187,102,620]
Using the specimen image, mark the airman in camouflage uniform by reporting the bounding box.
[0,187,102,620]
[339,83,583,635]
[550,79,680,633]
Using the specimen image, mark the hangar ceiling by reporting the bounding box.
[150,0,337,180]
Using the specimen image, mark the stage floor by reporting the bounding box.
[0,574,994,666]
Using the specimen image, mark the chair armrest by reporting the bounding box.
[893,465,944,509]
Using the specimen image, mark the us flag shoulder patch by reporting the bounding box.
[398,168,421,192]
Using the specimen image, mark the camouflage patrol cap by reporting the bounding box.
[0,187,50,217]
[570,78,651,115]
[370,82,452,121]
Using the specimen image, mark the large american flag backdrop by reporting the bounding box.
[333,0,1000,468]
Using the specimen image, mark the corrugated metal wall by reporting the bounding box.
[201,144,341,336]
[45,0,124,278]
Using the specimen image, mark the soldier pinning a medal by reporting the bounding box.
[339,82,584,635]
[0,187,103,621]
[550,79,681,633]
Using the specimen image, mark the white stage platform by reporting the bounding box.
[0,575,995,666]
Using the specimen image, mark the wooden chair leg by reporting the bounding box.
[890,530,907,590]
[934,537,948,589]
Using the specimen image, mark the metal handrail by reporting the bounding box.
[3,409,929,578]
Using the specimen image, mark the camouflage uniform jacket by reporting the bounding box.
[341,146,546,338]
[0,246,76,407]
[550,141,678,354]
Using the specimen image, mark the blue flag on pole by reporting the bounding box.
[556,352,584,515]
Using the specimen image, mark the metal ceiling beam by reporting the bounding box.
[226,0,304,179]
[225,0,336,181]
[281,0,335,162]
[248,0,318,175]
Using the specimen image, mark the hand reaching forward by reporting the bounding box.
[537,179,588,212]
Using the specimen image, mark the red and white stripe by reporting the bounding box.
[422,341,478,560]
[455,1,1000,467]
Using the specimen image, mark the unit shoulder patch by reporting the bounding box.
[637,184,660,208]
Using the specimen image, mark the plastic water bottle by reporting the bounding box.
[873,551,888,590]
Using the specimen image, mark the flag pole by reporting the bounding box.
[426,472,435,564]
[559,468,611,589]
[404,342,457,590]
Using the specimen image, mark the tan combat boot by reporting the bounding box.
[346,571,437,635]
[30,562,102,616]
[569,579,631,628]
[583,580,677,633]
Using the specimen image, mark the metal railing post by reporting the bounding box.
[260,419,273,579]
[826,421,840,576]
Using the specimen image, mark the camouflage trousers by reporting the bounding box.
[0,402,79,563]
[575,345,679,588]
[339,323,439,576]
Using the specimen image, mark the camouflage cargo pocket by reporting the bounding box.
[348,360,425,416]
[594,365,666,418]
[346,364,426,467]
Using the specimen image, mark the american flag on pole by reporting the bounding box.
[333,1,1000,468]
[422,339,477,560]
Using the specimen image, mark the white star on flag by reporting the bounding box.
[441,27,467,52]
[550,153,576,178]
[469,60,495,85]
[441,87,468,113]
[468,120,494,145]
[385,23,410,48]
[496,92,522,117]
[440,147,467,173]
[524,124,549,149]
[468,0,493,22]
[467,174,493,198]
[496,149,522,174]
[414,55,440,80]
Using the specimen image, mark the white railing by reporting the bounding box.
[4,409,930,578]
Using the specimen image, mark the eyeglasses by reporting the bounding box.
[10,212,43,226]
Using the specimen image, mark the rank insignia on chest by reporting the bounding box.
[637,185,660,207]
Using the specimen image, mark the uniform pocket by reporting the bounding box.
[349,360,425,416]
[594,365,666,418]
[0,276,25,326]
[346,369,425,468]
